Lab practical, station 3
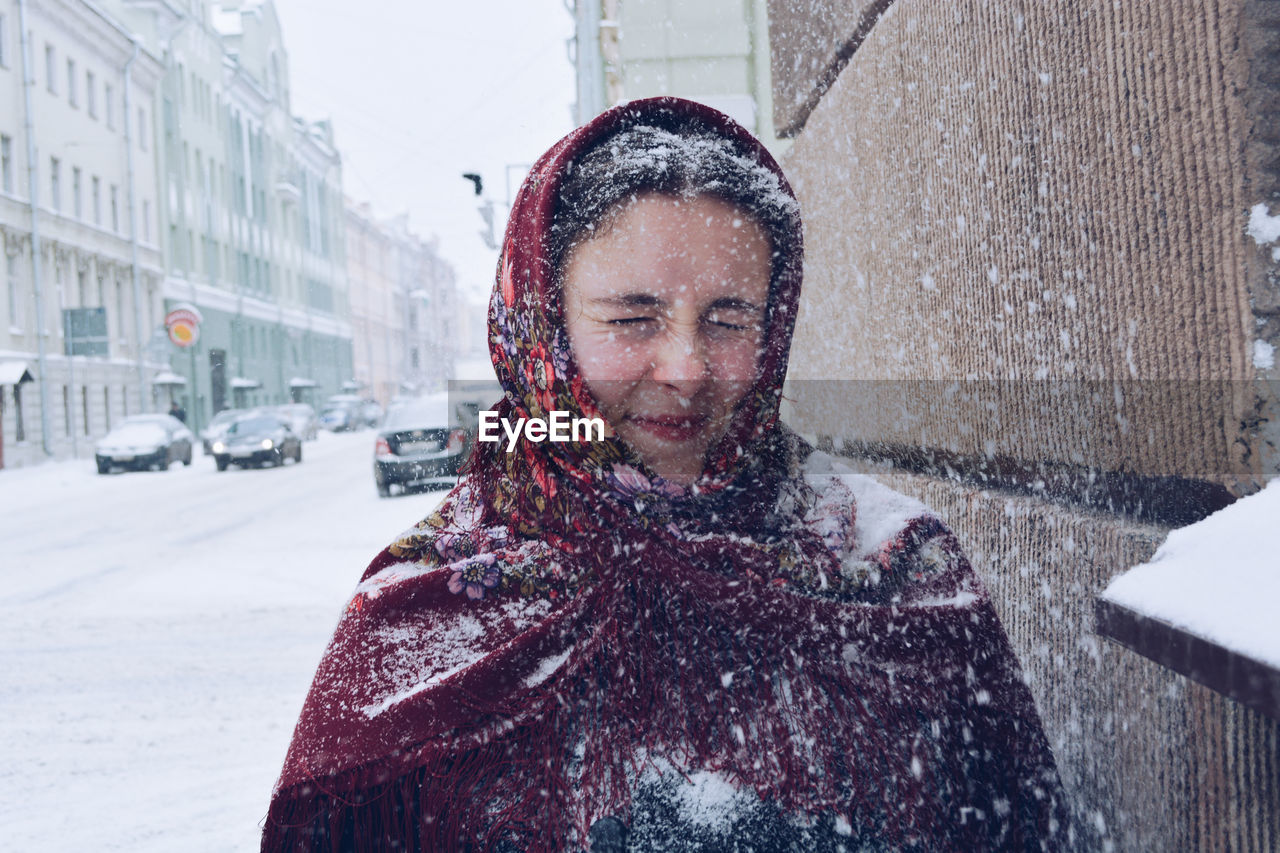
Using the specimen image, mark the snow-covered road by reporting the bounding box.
[0,431,451,851]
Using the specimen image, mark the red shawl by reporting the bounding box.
[262,98,1067,852]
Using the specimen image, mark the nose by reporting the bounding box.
[649,326,709,397]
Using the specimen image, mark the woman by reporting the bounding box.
[263,98,1067,852]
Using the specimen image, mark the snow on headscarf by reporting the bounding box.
[262,98,1068,852]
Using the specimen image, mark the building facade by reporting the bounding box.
[104,0,352,435]
[346,202,458,407]
[569,0,781,154]
[0,0,166,468]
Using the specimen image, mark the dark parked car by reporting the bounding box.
[200,407,253,454]
[95,415,194,473]
[210,413,303,470]
[373,394,470,497]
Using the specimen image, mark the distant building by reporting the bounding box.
[569,0,783,155]
[395,221,456,396]
[0,0,166,467]
[346,202,458,406]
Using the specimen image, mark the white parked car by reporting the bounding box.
[275,403,319,441]
[95,415,194,474]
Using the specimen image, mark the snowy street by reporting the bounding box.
[0,431,451,851]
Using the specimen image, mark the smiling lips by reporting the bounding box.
[627,414,710,442]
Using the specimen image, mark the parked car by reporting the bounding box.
[318,405,355,432]
[275,403,319,441]
[373,394,470,497]
[95,415,194,473]
[360,398,384,428]
[201,408,252,454]
[210,413,303,470]
[319,395,364,432]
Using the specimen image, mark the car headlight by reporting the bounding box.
[212,442,226,453]
[261,439,274,450]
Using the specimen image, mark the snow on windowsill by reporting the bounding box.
[1098,478,1280,719]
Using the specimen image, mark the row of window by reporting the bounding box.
[32,32,150,150]
[1,131,153,243]
[2,382,135,445]
[5,255,156,343]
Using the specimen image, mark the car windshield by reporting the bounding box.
[382,396,450,431]
[209,410,244,427]
[103,424,166,443]
[228,416,282,435]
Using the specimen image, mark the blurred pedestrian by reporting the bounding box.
[263,97,1067,852]
[168,400,186,423]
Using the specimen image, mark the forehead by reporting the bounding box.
[563,193,772,300]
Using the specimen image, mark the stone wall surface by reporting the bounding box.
[774,0,1280,849]
[779,0,1279,500]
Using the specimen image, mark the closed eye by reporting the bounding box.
[608,317,656,325]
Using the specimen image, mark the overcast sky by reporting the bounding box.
[271,0,578,301]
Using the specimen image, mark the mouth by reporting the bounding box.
[627,414,710,442]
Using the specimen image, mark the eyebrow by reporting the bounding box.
[589,293,765,313]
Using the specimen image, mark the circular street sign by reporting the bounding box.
[165,305,203,349]
[168,321,199,347]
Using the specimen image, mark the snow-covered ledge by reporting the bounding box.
[1096,478,1280,721]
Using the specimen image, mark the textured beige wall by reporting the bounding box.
[780,0,1278,491]
[773,0,1280,849]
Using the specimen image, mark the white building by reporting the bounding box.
[346,202,459,406]
[569,0,783,155]
[0,0,166,468]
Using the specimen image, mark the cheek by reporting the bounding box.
[708,334,765,381]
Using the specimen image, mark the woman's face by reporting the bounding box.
[561,193,772,485]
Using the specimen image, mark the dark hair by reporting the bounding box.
[548,121,800,279]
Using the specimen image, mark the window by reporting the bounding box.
[6,254,19,330]
[1,134,12,194]
[91,176,100,225]
[105,83,114,129]
[49,157,60,211]
[86,70,96,118]
[110,184,119,233]
[66,58,76,107]
[45,44,55,93]
[138,107,147,151]
[72,167,81,219]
